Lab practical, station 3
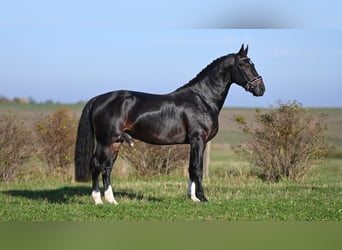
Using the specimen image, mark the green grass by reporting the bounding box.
[1,172,341,221]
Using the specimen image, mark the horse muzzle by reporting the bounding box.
[245,76,265,97]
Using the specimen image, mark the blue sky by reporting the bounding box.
[1,1,342,107]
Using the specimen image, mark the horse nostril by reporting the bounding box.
[254,81,265,96]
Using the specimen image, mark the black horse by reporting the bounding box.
[75,45,265,204]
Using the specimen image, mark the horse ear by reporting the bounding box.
[245,45,249,55]
[238,44,245,56]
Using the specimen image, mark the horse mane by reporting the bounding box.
[175,54,232,92]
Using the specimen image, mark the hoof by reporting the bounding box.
[200,196,208,202]
[92,190,103,205]
[190,194,201,202]
[189,195,208,202]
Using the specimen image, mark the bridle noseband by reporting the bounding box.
[238,57,263,92]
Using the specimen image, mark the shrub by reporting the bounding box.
[35,108,77,180]
[0,114,36,182]
[235,101,330,182]
[120,140,189,177]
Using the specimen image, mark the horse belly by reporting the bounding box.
[130,118,187,145]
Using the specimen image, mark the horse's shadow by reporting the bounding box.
[2,186,162,204]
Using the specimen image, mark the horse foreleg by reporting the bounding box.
[188,136,208,202]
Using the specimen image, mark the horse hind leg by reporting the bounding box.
[102,133,132,204]
[102,142,121,205]
[91,132,130,205]
[90,147,103,205]
[90,142,119,205]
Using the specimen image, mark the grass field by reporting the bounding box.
[0,103,341,221]
[1,174,341,221]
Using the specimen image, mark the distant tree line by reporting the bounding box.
[0,95,44,104]
[0,95,85,105]
[0,96,30,104]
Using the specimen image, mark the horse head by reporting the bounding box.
[232,44,265,97]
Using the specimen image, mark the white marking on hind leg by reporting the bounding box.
[104,185,118,205]
[187,180,200,202]
[92,190,103,205]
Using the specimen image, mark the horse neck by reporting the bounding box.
[174,58,233,112]
[193,74,232,112]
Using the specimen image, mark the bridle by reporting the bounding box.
[238,57,263,92]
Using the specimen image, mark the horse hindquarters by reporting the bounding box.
[90,93,131,204]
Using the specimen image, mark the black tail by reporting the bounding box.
[75,98,96,182]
